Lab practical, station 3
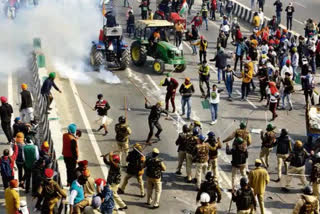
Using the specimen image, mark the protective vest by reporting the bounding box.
[291,150,307,167]
[62,133,77,158]
[127,150,144,175]
[300,195,318,214]
[194,144,209,163]
[199,65,210,76]
[176,133,191,152]
[236,189,254,211]
[107,163,121,184]
[20,90,32,109]
[146,157,162,179]
[24,144,36,169]
[311,163,320,184]
[262,131,276,148]
[115,124,130,142]
[186,136,198,154]
[235,129,250,146]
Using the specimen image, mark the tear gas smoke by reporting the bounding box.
[0,0,120,84]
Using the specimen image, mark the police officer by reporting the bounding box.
[175,124,191,175]
[274,128,292,182]
[185,127,200,183]
[259,124,276,168]
[94,94,110,136]
[103,152,127,211]
[223,121,252,148]
[144,148,166,209]
[198,60,210,98]
[196,172,222,204]
[310,152,320,197]
[292,186,319,214]
[195,192,217,214]
[115,116,131,167]
[226,137,248,190]
[248,159,269,214]
[118,144,145,197]
[194,134,210,190]
[281,140,310,193]
[232,177,256,214]
[189,121,202,135]
[145,99,168,144]
[206,132,222,180]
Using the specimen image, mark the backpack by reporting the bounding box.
[146,157,162,179]
[115,124,129,142]
[299,196,317,214]
[237,189,253,210]
[311,163,320,184]
[0,157,12,178]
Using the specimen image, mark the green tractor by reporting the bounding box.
[130,20,186,74]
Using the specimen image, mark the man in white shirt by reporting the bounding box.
[209,84,223,125]
[280,60,293,79]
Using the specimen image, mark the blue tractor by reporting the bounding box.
[90,25,130,70]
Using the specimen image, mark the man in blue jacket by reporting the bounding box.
[40,72,62,114]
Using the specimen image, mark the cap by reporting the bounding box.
[255,159,262,164]
[199,134,206,141]
[44,168,54,178]
[266,123,275,131]
[240,121,246,129]
[200,192,210,203]
[21,83,28,90]
[43,141,49,148]
[49,72,56,79]
[10,179,18,188]
[152,148,160,154]
[68,123,77,134]
[0,96,7,103]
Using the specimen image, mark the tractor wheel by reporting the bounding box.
[153,59,165,74]
[90,46,104,70]
[119,49,130,70]
[131,41,147,66]
[174,64,186,73]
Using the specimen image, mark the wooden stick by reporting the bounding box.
[124,96,128,124]
[128,78,150,103]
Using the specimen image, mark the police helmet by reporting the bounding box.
[240,121,246,129]
[199,134,206,141]
[200,192,210,203]
[205,172,213,181]
[303,186,313,195]
[118,116,126,124]
[207,131,215,138]
[193,127,200,136]
[235,137,244,144]
[182,124,189,133]
[280,128,288,136]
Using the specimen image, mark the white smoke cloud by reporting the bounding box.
[0,0,121,84]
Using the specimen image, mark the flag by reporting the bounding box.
[179,0,188,16]
[102,3,106,16]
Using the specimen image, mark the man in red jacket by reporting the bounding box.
[0,142,18,189]
[161,73,179,113]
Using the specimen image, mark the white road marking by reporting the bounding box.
[294,1,306,8]
[69,79,109,179]
[8,73,13,105]
[293,18,304,25]
[146,74,161,91]
[183,41,192,51]
[236,89,258,109]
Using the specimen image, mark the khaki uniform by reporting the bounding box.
[284,166,307,187]
[145,157,166,207]
[110,183,126,208]
[84,176,96,205]
[224,128,252,147]
[115,123,132,166]
[185,136,199,181]
[292,195,319,214]
[311,162,320,197]
[277,153,289,179]
[175,132,192,172]
[206,139,222,179]
[194,143,210,189]
[248,167,270,214]
[232,165,247,189]
[195,203,217,214]
[259,131,276,167]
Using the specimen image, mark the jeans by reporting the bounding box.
[181,96,191,119]
[191,40,197,54]
[199,78,210,97]
[225,80,233,97]
[251,0,255,9]
[217,68,223,82]
[276,11,281,24]
[210,103,218,121]
[102,209,114,214]
[241,82,250,99]
[175,31,182,47]
[304,89,315,105]
[127,24,134,37]
[311,56,316,74]
[146,120,162,142]
[64,157,77,185]
[165,92,176,112]
[1,121,13,143]
[292,65,297,80]
[16,162,25,182]
[199,51,207,64]
[287,16,292,30]
[281,92,293,109]
[123,0,129,7]
[234,55,243,71]
[210,9,215,20]
[203,17,208,30]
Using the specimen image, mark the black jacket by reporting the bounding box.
[0,103,13,123]
[145,103,167,122]
[127,14,135,26]
[20,90,33,110]
[275,135,292,155]
[212,51,229,69]
[179,83,195,98]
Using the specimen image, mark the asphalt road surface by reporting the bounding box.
[0,0,319,213]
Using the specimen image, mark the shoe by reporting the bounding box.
[172,109,176,113]
[186,117,191,121]
[281,187,290,193]
[180,113,185,116]
[201,94,206,98]
[274,178,281,182]
[152,205,159,209]
[198,63,202,65]
[186,178,192,183]
[140,193,146,198]
[119,206,128,211]
[210,120,217,125]
[48,107,52,110]
[289,107,293,111]
[218,81,221,84]
[155,134,161,140]
[228,97,232,101]
[193,178,197,183]
[117,188,124,194]
[176,170,182,175]
[97,126,103,132]
[103,131,108,136]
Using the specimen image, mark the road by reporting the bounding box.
[234,0,320,35]
[0,0,316,213]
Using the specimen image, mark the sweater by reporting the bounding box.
[0,103,13,123]
[70,180,85,205]
[5,187,20,214]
